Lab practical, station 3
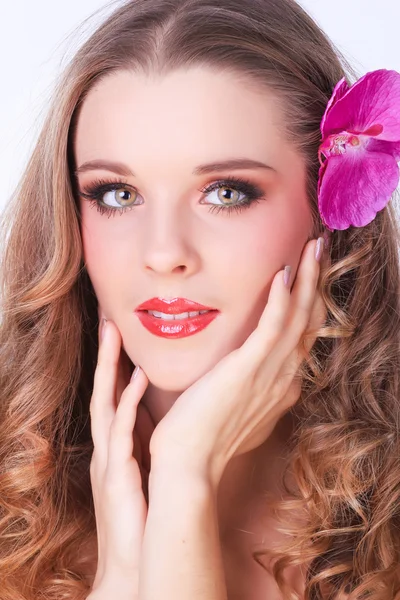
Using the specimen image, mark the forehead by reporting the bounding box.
[74,67,289,172]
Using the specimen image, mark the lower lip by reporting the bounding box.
[134,310,219,338]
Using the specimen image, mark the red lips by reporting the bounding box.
[135,297,217,315]
[134,297,219,339]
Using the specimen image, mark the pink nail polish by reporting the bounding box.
[315,237,324,262]
[283,266,292,288]
[131,365,141,381]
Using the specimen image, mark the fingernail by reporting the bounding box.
[131,365,141,381]
[283,265,292,288]
[315,237,324,262]
[100,318,108,341]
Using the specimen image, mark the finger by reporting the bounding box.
[302,235,331,353]
[268,243,328,407]
[272,264,329,409]
[301,239,330,353]
[240,264,292,363]
[284,238,322,346]
[90,320,120,468]
[269,238,321,375]
[275,289,326,387]
[288,234,330,362]
[107,367,149,473]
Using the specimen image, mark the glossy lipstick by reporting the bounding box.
[134,297,219,339]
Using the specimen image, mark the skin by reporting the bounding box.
[74,66,316,591]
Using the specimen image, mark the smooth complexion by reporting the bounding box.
[74,66,313,587]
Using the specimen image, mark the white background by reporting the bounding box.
[0,0,399,212]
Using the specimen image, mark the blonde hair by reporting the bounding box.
[1,1,400,598]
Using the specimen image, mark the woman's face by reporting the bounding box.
[74,67,313,391]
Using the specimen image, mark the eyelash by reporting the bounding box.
[78,175,265,217]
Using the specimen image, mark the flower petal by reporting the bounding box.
[368,138,400,161]
[317,160,328,197]
[318,151,400,230]
[322,69,400,142]
[321,77,350,138]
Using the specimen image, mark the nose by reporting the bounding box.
[140,203,200,276]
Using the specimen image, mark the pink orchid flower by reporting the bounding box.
[317,69,400,231]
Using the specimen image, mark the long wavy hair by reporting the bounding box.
[1,0,399,598]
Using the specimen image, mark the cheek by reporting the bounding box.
[223,208,311,339]
[223,224,283,325]
[226,214,303,290]
[79,207,129,303]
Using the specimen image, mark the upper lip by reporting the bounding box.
[135,297,218,314]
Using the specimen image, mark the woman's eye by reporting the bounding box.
[201,185,245,207]
[101,187,141,208]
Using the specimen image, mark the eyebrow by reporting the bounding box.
[75,158,276,177]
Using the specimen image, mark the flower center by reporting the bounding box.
[318,123,383,166]
[319,132,362,164]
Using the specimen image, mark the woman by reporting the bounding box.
[1,0,399,599]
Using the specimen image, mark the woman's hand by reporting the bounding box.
[89,313,152,597]
[149,237,328,487]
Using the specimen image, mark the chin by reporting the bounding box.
[123,325,242,390]
[143,362,211,392]
[127,348,223,392]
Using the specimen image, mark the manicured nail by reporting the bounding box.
[283,265,292,288]
[131,365,141,381]
[315,237,324,262]
[101,318,108,341]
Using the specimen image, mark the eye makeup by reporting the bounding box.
[78,175,267,218]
